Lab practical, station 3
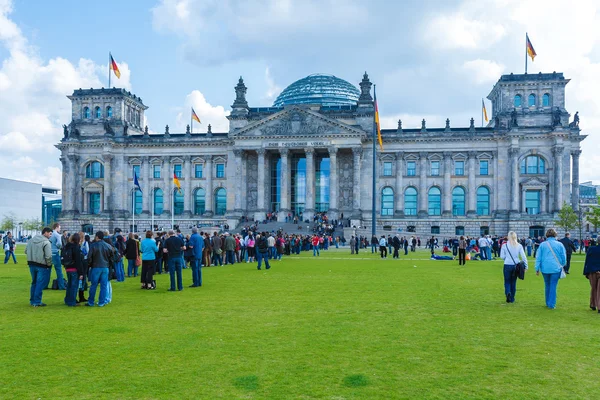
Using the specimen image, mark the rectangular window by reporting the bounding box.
[526,190,541,215]
[406,161,416,176]
[430,161,440,176]
[153,165,161,179]
[455,226,465,235]
[431,226,440,234]
[216,163,225,178]
[132,165,140,178]
[89,193,100,215]
[195,164,203,178]
[479,160,489,175]
[454,161,465,176]
[174,164,182,178]
[383,162,393,176]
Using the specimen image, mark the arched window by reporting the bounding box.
[194,188,205,215]
[542,93,550,107]
[215,188,226,215]
[153,188,163,215]
[477,186,490,215]
[452,187,466,216]
[381,187,394,216]
[95,106,101,118]
[133,189,142,215]
[528,94,536,107]
[514,94,522,107]
[520,155,546,174]
[173,189,184,215]
[404,187,417,216]
[106,106,113,118]
[83,107,91,119]
[85,161,104,178]
[428,187,441,216]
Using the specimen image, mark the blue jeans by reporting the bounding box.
[212,252,222,266]
[4,250,16,263]
[52,253,66,289]
[527,246,532,257]
[313,245,320,256]
[503,264,517,302]
[371,244,377,253]
[127,259,138,277]
[191,259,202,286]
[168,257,183,290]
[226,250,235,265]
[542,272,561,309]
[479,247,487,260]
[257,251,270,270]
[29,266,50,305]
[486,247,492,260]
[115,260,125,282]
[88,267,109,306]
[64,271,79,306]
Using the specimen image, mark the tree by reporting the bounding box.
[555,202,578,233]
[23,218,44,232]
[1,212,16,232]
[586,200,600,233]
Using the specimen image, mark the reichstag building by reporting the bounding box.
[57,71,585,237]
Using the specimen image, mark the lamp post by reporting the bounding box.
[578,199,583,254]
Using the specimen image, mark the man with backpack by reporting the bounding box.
[256,233,270,270]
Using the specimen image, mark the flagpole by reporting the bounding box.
[371,85,377,238]
[171,176,174,230]
[108,52,111,88]
[151,186,154,233]
[525,33,528,74]
[191,107,193,134]
[481,101,484,127]
[132,168,135,233]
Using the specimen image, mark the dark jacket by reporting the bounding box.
[125,238,139,260]
[63,242,85,276]
[212,235,222,251]
[88,240,115,268]
[583,245,600,275]
[559,237,576,254]
[257,236,269,253]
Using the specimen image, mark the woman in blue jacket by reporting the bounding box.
[535,228,567,309]
[141,231,159,290]
[583,242,600,313]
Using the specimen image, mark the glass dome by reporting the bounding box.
[273,74,360,107]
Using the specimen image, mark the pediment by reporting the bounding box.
[379,153,396,161]
[522,177,548,187]
[83,181,104,189]
[452,153,467,160]
[150,157,162,164]
[213,156,227,163]
[192,157,205,164]
[477,152,493,159]
[233,106,366,138]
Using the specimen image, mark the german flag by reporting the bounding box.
[110,53,121,79]
[374,87,383,151]
[482,99,488,122]
[191,108,201,124]
[526,34,536,61]
[173,173,181,194]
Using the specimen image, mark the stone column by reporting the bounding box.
[467,151,477,215]
[571,149,581,211]
[60,157,71,211]
[102,154,113,213]
[255,149,266,220]
[141,156,150,214]
[305,148,315,220]
[183,155,192,215]
[418,152,427,217]
[553,147,564,211]
[509,148,520,212]
[162,156,171,216]
[442,152,452,216]
[205,155,214,216]
[395,151,404,216]
[68,155,80,213]
[541,187,547,214]
[279,149,290,220]
[522,187,527,213]
[328,147,338,219]
[352,147,362,216]
[234,150,244,213]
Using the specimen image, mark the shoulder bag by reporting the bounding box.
[507,245,526,280]
[546,242,566,279]
[135,241,142,267]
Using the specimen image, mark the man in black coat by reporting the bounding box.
[559,232,577,274]
[392,235,401,259]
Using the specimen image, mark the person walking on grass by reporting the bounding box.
[379,235,388,259]
[164,230,185,291]
[559,232,576,274]
[87,231,114,307]
[141,231,158,290]
[458,236,468,266]
[535,228,567,310]
[25,228,53,307]
[500,231,528,303]
[188,228,204,287]
[583,241,600,314]
[3,231,17,264]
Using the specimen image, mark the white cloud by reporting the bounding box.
[424,11,506,50]
[462,59,505,84]
[174,90,230,133]
[264,66,281,102]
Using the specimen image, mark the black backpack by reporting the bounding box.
[61,245,74,267]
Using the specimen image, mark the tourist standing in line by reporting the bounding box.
[392,235,401,259]
[125,233,139,277]
[224,232,236,265]
[535,228,567,310]
[371,235,378,253]
[256,233,271,270]
[559,232,576,274]
[164,230,185,291]
[203,232,212,266]
[583,241,600,313]
[500,231,528,303]
[25,228,53,307]
[211,232,223,266]
[188,228,204,287]
[49,223,66,289]
[86,231,114,307]
[113,235,126,282]
[140,231,158,290]
[63,233,84,306]
[458,236,467,266]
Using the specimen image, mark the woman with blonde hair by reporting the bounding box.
[500,231,528,303]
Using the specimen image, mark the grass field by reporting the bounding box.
[0,246,598,399]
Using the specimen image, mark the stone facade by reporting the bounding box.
[56,72,585,237]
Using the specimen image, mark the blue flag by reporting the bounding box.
[134,172,142,193]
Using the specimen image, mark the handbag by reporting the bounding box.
[506,245,526,280]
[546,242,566,279]
[3,242,9,251]
[135,241,142,266]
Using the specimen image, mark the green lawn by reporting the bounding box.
[0,247,597,399]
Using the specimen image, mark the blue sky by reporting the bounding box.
[1,0,599,188]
